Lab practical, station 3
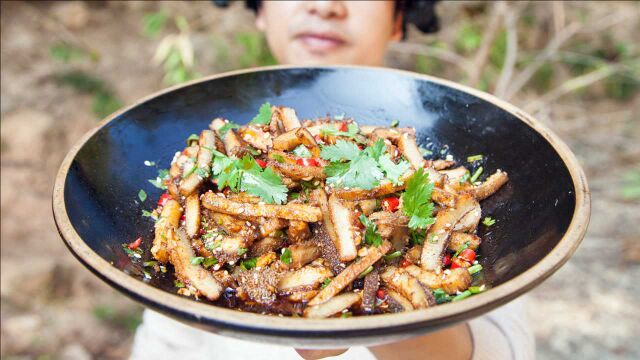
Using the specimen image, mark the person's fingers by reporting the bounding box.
[295,348,348,359]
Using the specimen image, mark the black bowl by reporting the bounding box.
[53,65,589,347]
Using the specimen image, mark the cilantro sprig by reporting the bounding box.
[211,152,288,204]
[321,139,410,190]
[250,102,272,125]
[358,214,382,247]
[401,168,436,230]
[320,123,359,138]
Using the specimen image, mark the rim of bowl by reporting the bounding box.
[52,64,590,336]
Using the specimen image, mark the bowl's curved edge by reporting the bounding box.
[52,64,591,346]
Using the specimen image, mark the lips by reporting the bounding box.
[295,32,347,53]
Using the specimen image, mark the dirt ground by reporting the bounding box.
[1,1,638,359]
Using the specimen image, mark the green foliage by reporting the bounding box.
[621,169,640,200]
[456,23,482,53]
[49,43,90,63]
[489,30,507,69]
[92,305,142,333]
[235,32,277,68]
[142,11,168,38]
[531,62,555,92]
[55,71,123,119]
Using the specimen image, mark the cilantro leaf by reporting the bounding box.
[292,145,312,158]
[358,214,382,247]
[148,168,169,190]
[218,122,240,138]
[483,217,496,226]
[320,123,359,138]
[320,140,360,162]
[280,248,292,264]
[401,168,436,229]
[238,156,288,204]
[190,256,204,265]
[364,139,385,161]
[378,154,411,185]
[240,257,257,270]
[250,102,272,125]
[326,155,383,190]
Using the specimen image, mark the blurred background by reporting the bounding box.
[1,1,638,359]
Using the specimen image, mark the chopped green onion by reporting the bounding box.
[143,271,152,279]
[240,257,258,270]
[358,265,374,279]
[468,264,483,275]
[237,247,248,256]
[482,217,496,226]
[182,165,197,179]
[470,166,484,183]
[190,256,204,265]
[458,171,471,184]
[141,210,156,219]
[452,290,472,302]
[340,311,353,318]
[273,154,285,163]
[453,242,470,258]
[468,285,485,294]
[174,279,185,288]
[467,154,483,162]
[321,278,332,289]
[390,120,399,127]
[138,189,147,202]
[432,288,452,304]
[383,251,402,261]
[202,257,218,268]
[186,134,199,144]
[143,260,158,267]
[280,248,292,264]
[419,147,433,157]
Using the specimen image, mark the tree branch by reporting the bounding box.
[494,4,520,98]
[388,42,472,74]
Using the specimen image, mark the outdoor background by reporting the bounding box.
[1,1,638,359]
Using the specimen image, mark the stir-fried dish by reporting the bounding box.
[128,103,509,318]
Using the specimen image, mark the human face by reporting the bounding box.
[256,1,403,66]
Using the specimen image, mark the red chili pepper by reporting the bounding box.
[353,209,365,229]
[157,193,172,207]
[443,254,452,266]
[255,159,267,169]
[400,258,411,268]
[381,197,400,212]
[296,158,320,167]
[180,214,186,223]
[376,289,387,300]
[128,237,142,250]
[459,249,476,263]
[338,122,348,132]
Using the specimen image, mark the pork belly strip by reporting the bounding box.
[277,265,333,292]
[473,170,509,200]
[421,194,478,272]
[151,199,182,263]
[201,192,322,222]
[180,130,216,195]
[403,265,472,295]
[380,266,434,309]
[308,241,392,306]
[209,118,242,156]
[362,268,380,314]
[268,160,326,180]
[328,194,359,262]
[168,228,223,301]
[304,292,361,319]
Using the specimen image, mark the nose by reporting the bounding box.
[304,1,347,19]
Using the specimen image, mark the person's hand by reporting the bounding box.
[295,349,348,359]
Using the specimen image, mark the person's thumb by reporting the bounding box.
[295,348,348,359]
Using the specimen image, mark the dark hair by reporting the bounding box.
[213,0,440,38]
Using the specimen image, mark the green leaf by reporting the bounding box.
[326,155,383,190]
[409,229,426,246]
[320,123,359,138]
[273,154,285,163]
[321,278,332,289]
[237,247,248,256]
[138,190,147,202]
[186,134,199,145]
[202,257,218,269]
[218,122,240,138]
[482,217,496,226]
[239,156,288,204]
[174,279,185,288]
[190,256,204,265]
[364,139,385,161]
[391,120,399,127]
[280,248,292,264]
[378,154,411,185]
[240,257,258,270]
[142,11,168,38]
[401,168,435,229]
[292,145,312,158]
[358,214,382,247]
[320,140,360,162]
[432,288,451,304]
[250,102,272,125]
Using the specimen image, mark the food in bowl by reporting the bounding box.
[131,104,508,318]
